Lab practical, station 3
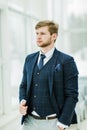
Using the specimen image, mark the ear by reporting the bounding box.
[52,33,58,41]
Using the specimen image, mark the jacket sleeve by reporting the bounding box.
[19,57,27,102]
[58,57,79,126]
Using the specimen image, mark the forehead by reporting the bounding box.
[36,26,49,32]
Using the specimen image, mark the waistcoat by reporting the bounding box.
[28,58,55,117]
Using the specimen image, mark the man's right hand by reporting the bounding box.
[19,99,28,115]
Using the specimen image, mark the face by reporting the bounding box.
[35,26,57,48]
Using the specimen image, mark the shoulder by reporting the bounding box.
[55,49,74,63]
[25,51,39,64]
[25,51,39,62]
[55,49,79,74]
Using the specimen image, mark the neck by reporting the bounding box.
[40,45,54,54]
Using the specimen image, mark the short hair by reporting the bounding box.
[35,20,59,35]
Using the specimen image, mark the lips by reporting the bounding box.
[37,41,42,43]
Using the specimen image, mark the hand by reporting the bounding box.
[19,100,28,115]
[58,126,65,130]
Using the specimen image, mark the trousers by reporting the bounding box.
[21,115,78,130]
[22,115,59,130]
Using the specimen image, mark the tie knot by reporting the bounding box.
[40,54,46,60]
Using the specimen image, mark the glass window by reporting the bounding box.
[0,10,3,115]
[8,10,26,108]
[62,0,87,77]
[26,17,39,53]
[0,64,3,115]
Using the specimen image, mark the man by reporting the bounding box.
[19,20,79,130]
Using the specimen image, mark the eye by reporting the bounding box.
[36,32,39,35]
[40,32,45,35]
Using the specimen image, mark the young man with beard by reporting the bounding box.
[19,20,79,130]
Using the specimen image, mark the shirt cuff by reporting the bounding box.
[20,99,26,104]
[57,121,68,129]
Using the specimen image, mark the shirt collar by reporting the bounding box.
[39,47,55,58]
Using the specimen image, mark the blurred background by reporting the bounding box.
[0,0,87,130]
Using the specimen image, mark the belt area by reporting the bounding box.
[30,114,57,120]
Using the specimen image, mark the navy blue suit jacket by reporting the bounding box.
[19,48,79,125]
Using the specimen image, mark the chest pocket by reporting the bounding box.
[54,64,63,82]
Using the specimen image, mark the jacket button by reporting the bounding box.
[35,84,38,86]
[33,107,36,110]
